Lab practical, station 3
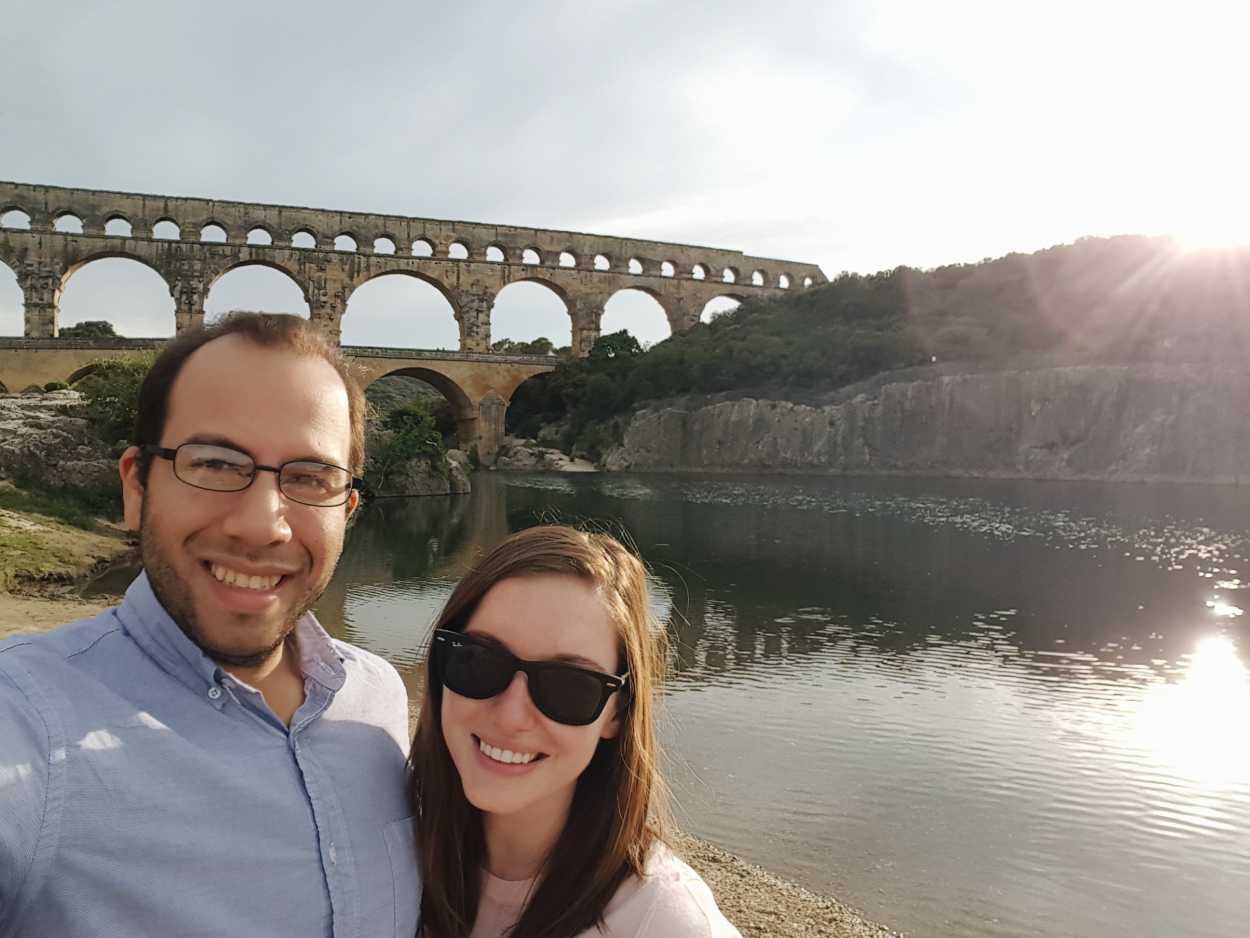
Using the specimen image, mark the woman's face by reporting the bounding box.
[440,573,622,822]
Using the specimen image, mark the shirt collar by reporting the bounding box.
[118,570,345,695]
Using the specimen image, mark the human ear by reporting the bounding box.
[599,698,621,740]
[118,446,145,531]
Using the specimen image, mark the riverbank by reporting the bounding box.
[0,510,900,938]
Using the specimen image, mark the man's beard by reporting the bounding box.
[139,500,320,668]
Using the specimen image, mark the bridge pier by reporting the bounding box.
[17,265,60,337]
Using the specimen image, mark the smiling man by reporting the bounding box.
[0,314,419,938]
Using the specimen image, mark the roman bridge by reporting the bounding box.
[0,181,827,354]
[0,338,553,465]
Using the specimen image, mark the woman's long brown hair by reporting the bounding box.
[408,525,670,938]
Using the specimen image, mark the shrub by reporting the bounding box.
[73,355,155,446]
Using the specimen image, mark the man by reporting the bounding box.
[0,313,419,937]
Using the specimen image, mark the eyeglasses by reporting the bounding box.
[143,443,362,508]
[431,628,628,726]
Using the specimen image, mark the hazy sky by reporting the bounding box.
[1,0,1246,346]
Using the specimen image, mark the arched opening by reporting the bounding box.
[205,263,311,322]
[628,258,643,275]
[490,281,571,354]
[559,251,577,268]
[291,230,316,249]
[803,276,814,288]
[364,372,468,455]
[448,241,469,260]
[201,223,228,243]
[54,214,84,234]
[105,217,133,237]
[722,267,738,284]
[692,264,706,280]
[752,270,765,286]
[594,254,610,271]
[335,233,358,253]
[342,272,459,349]
[246,227,273,246]
[778,273,791,289]
[701,296,741,323]
[373,237,397,255]
[413,239,434,257]
[602,289,670,347]
[60,256,176,337]
[1,209,31,229]
[521,248,540,265]
[486,245,505,263]
[661,261,675,277]
[0,261,23,336]
[505,372,556,438]
[153,219,180,240]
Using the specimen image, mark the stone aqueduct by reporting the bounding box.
[0,180,826,462]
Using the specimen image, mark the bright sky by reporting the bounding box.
[1,0,1246,346]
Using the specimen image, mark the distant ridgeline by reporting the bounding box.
[506,235,1250,457]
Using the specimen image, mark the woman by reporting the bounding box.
[409,525,740,937]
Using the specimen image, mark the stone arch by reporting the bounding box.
[722,267,739,284]
[778,273,791,289]
[521,248,541,266]
[204,260,312,321]
[54,212,84,234]
[558,251,577,268]
[448,241,470,260]
[486,244,506,263]
[153,218,180,240]
[291,229,316,249]
[1,207,31,229]
[103,213,133,237]
[343,270,460,349]
[363,366,477,448]
[602,287,671,346]
[200,221,229,243]
[751,270,766,286]
[490,279,572,351]
[593,254,611,271]
[373,236,398,255]
[412,238,434,257]
[691,263,707,280]
[66,362,107,385]
[334,233,358,252]
[661,261,675,277]
[246,225,274,245]
[628,258,643,275]
[0,258,22,336]
[701,294,743,323]
[61,252,176,336]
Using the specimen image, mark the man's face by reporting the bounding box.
[119,335,358,666]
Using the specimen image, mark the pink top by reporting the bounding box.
[468,843,742,938]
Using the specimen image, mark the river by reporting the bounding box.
[310,472,1248,937]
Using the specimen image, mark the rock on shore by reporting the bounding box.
[495,436,597,472]
[0,390,117,491]
[604,363,1250,483]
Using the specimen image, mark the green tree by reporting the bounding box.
[60,320,119,339]
[73,355,154,445]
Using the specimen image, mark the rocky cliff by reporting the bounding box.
[603,364,1250,483]
[0,390,118,491]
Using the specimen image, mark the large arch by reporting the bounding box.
[342,271,459,349]
[60,254,176,337]
[490,280,571,352]
[0,260,21,337]
[601,288,671,347]
[362,366,477,448]
[204,262,311,321]
[701,295,743,323]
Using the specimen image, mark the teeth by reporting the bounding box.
[210,563,281,591]
[478,737,537,765]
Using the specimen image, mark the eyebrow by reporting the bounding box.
[179,434,343,468]
[466,630,612,672]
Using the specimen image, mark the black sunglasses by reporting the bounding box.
[431,629,628,727]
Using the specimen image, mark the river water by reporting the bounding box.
[231,472,1250,936]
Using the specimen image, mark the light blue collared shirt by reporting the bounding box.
[0,572,420,938]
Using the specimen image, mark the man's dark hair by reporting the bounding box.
[133,312,366,483]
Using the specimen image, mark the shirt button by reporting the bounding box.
[328,844,337,865]
[207,686,222,700]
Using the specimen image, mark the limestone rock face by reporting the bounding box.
[379,451,472,497]
[495,436,597,473]
[607,365,1250,483]
[0,390,119,491]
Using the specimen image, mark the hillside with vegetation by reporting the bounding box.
[506,236,1250,457]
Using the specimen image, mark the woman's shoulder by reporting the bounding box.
[598,842,742,938]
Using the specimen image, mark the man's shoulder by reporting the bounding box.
[0,606,125,676]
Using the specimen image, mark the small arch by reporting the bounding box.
[722,267,738,284]
[335,233,358,252]
[246,226,273,246]
[486,245,505,263]
[660,261,675,277]
[448,241,469,260]
[153,219,180,240]
[628,258,643,275]
[291,229,316,249]
[522,248,540,265]
[105,216,133,237]
[778,273,791,289]
[701,296,742,323]
[751,270,766,286]
[1,209,31,229]
[201,223,228,243]
[205,261,311,321]
[53,213,84,234]
[373,237,397,255]
[412,238,434,257]
[594,254,610,271]
[558,251,577,268]
[803,276,814,288]
[692,264,707,280]
[364,368,476,447]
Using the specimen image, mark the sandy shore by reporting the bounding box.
[1,511,900,938]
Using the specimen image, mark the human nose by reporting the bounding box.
[218,468,293,545]
[492,671,539,729]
